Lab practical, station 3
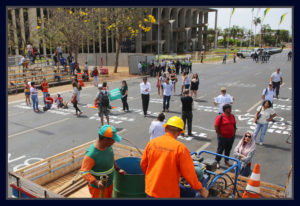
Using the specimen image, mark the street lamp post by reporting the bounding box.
[191,38,197,51]
[168,19,175,54]
[185,27,191,52]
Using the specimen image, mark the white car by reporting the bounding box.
[237,50,252,58]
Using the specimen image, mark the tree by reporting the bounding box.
[104,8,155,73]
[253,17,261,46]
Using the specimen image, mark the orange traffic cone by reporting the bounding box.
[242,163,261,198]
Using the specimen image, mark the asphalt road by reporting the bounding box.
[8,50,292,191]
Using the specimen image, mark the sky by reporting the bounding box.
[208,8,292,34]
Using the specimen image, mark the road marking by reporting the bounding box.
[255,72,262,76]
[247,100,262,113]
[192,125,215,132]
[196,142,211,154]
[8,118,70,138]
[8,111,26,117]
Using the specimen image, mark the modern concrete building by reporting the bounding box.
[136,8,218,54]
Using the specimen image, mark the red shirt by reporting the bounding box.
[45,97,54,104]
[92,69,98,76]
[215,113,236,138]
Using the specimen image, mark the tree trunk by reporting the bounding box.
[47,8,52,54]
[114,35,121,73]
[11,9,19,55]
[41,8,47,55]
[105,26,109,66]
[28,8,39,49]
[19,8,26,53]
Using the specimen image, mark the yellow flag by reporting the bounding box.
[231,8,235,17]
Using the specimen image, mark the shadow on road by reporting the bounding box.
[260,143,291,152]
[190,136,212,142]
[195,99,207,103]
[10,121,55,136]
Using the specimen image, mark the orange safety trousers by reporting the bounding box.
[78,80,85,87]
[88,184,113,198]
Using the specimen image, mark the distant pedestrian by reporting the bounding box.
[288,51,292,61]
[214,104,237,169]
[67,53,73,66]
[71,82,82,117]
[138,61,142,75]
[156,71,162,97]
[222,54,227,64]
[27,42,32,60]
[254,100,277,146]
[70,59,75,75]
[175,59,180,75]
[262,83,275,104]
[95,82,110,126]
[140,77,151,117]
[214,87,234,114]
[149,113,166,141]
[83,62,89,81]
[270,68,283,99]
[169,70,177,95]
[159,72,167,96]
[233,53,236,63]
[30,82,39,112]
[161,59,166,72]
[54,70,61,82]
[53,51,58,66]
[55,93,68,109]
[183,71,191,90]
[41,78,49,105]
[57,44,63,59]
[190,73,199,100]
[162,78,173,113]
[233,131,256,177]
[181,89,193,137]
[92,67,99,87]
[201,53,204,63]
[44,93,54,111]
[120,80,129,112]
[24,79,31,106]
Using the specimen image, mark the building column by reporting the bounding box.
[197,11,203,51]
[214,10,218,49]
[135,29,142,53]
[203,12,208,51]
[11,9,19,55]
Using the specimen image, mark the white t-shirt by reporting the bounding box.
[149,120,166,141]
[73,87,80,102]
[257,106,275,124]
[271,72,282,82]
[138,63,142,69]
[262,88,274,103]
[27,44,32,51]
[163,83,173,96]
[214,93,233,113]
[30,87,38,95]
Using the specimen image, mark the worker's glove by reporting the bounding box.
[199,187,209,198]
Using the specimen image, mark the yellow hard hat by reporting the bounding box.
[163,116,185,133]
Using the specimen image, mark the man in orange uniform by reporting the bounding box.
[80,125,126,198]
[76,68,85,87]
[41,78,49,105]
[140,116,209,198]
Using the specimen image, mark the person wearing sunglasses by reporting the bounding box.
[233,131,256,177]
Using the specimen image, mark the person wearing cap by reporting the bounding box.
[140,116,209,198]
[270,68,283,99]
[140,77,151,117]
[80,125,126,198]
[214,87,234,114]
[262,83,275,104]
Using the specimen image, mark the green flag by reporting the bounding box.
[280,13,287,25]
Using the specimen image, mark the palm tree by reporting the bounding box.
[253,17,261,47]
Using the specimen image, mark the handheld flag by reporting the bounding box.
[280,13,287,25]
[263,8,270,21]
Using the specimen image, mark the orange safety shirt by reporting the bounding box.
[41,82,49,93]
[140,132,202,198]
[77,73,82,81]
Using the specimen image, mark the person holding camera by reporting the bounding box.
[253,100,277,145]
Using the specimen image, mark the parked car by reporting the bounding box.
[250,48,264,57]
[237,50,252,58]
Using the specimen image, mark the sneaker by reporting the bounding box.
[259,142,263,146]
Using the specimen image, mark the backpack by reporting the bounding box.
[99,91,109,107]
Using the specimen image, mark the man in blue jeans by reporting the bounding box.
[162,78,173,113]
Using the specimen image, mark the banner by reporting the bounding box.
[108,88,123,101]
[280,13,287,25]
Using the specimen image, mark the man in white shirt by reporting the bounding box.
[149,113,166,141]
[140,77,151,117]
[214,87,234,114]
[262,83,275,104]
[270,68,283,98]
[162,78,173,112]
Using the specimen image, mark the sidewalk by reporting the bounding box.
[8,66,138,103]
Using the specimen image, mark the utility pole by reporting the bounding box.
[157,8,160,63]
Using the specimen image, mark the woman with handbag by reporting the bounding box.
[71,82,83,117]
[253,100,277,145]
[233,131,256,177]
